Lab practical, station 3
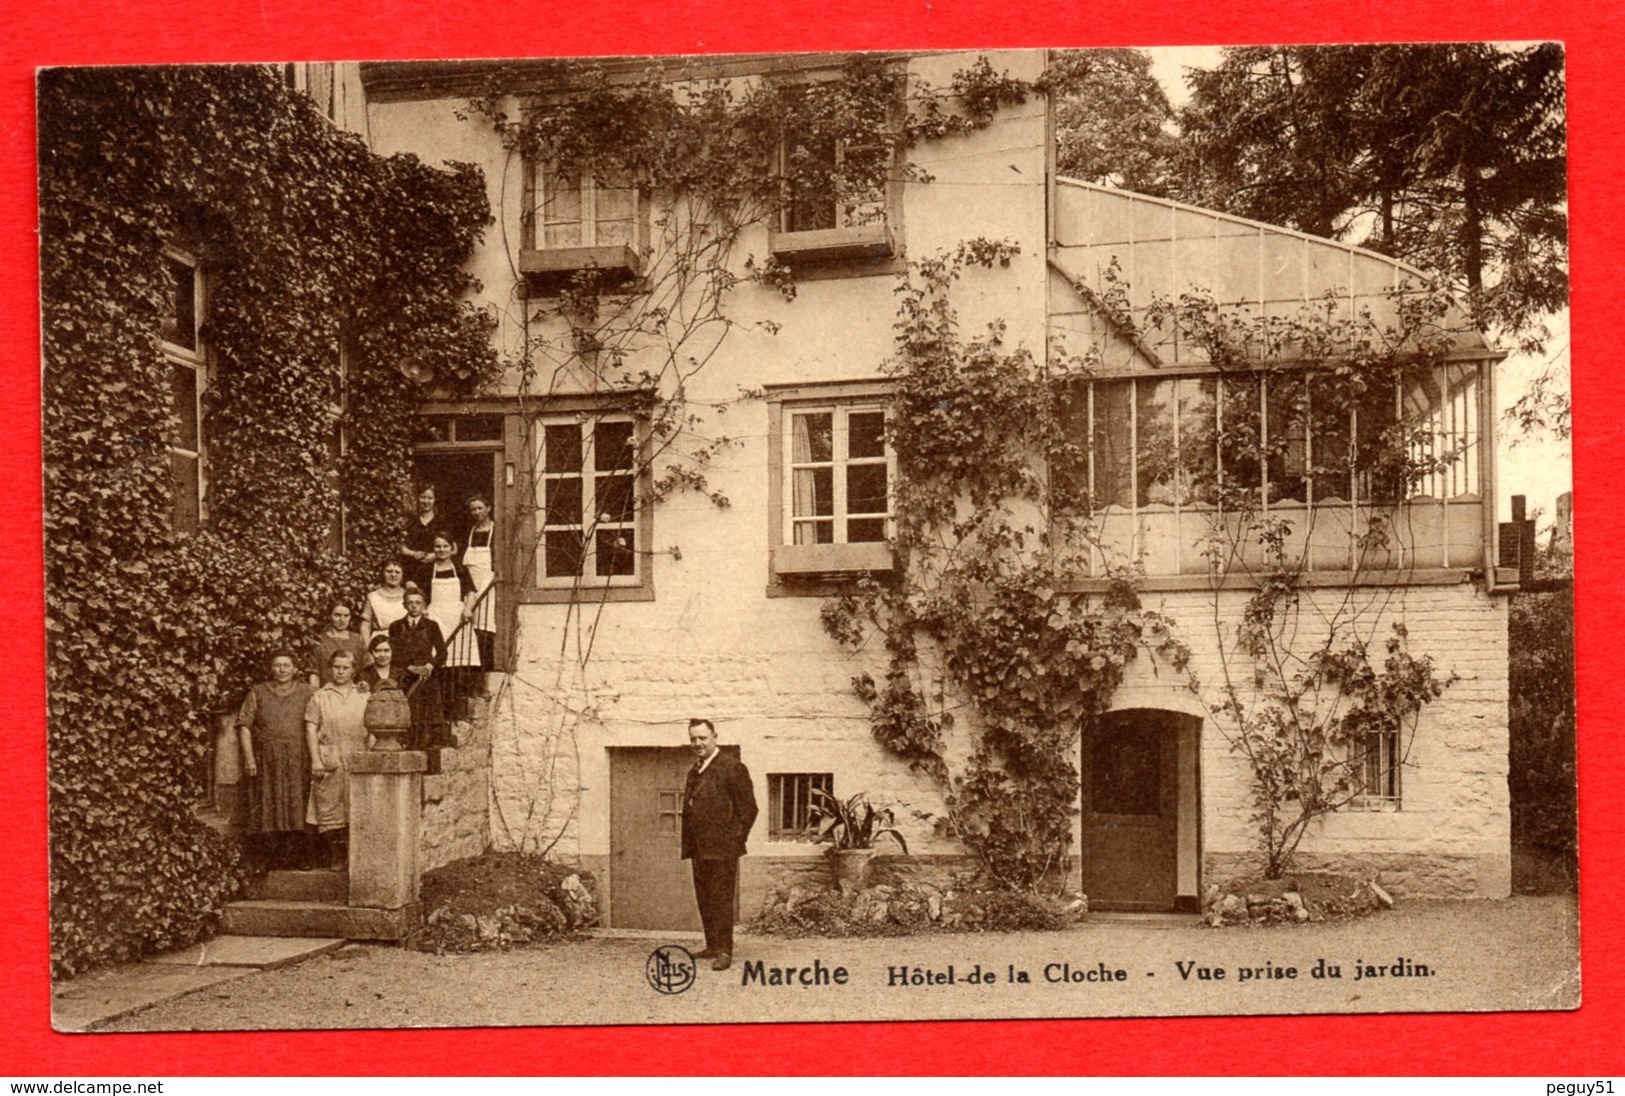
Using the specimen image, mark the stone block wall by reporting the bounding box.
[487,677,582,857]
[499,577,1509,907]
[1203,850,1496,898]
[1154,581,1511,898]
[419,695,494,872]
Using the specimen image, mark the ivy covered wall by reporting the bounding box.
[40,65,497,975]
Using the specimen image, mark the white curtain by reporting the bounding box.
[791,413,831,544]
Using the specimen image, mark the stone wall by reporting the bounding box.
[418,693,494,872]
[495,578,1510,907]
[1204,851,1496,899]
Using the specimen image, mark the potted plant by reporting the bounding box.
[808,789,909,891]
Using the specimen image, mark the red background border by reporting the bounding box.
[3,0,1617,1075]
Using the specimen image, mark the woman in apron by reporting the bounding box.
[361,559,409,644]
[463,494,497,674]
[424,532,479,715]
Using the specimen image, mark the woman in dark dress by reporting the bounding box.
[358,632,396,692]
[308,601,368,689]
[237,650,316,868]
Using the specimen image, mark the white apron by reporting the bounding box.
[462,526,497,633]
[366,587,407,636]
[427,564,478,668]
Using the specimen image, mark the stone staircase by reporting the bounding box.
[222,869,420,940]
[211,694,496,945]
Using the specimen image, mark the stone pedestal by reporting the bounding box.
[349,750,427,911]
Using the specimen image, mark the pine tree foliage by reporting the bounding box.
[1177,43,1566,349]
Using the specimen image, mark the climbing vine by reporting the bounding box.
[825,239,1476,889]
[456,55,1039,854]
[41,64,497,974]
[1090,278,1467,878]
[463,54,1037,518]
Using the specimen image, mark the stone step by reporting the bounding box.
[246,870,349,903]
[222,899,420,941]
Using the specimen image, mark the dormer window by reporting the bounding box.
[521,162,649,288]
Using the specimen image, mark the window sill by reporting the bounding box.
[767,542,894,598]
[1056,567,1482,594]
[757,842,832,857]
[520,244,644,292]
[773,541,893,577]
[519,584,655,605]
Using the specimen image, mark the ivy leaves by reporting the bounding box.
[825,242,1192,892]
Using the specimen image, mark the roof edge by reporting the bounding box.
[1054,176,1445,289]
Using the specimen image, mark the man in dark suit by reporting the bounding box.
[680,717,758,971]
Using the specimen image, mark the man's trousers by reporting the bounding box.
[690,856,739,954]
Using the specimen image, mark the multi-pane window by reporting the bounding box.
[787,406,891,545]
[1405,364,1483,501]
[768,772,834,840]
[1059,365,1485,573]
[536,163,649,254]
[161,251,205,535]
[539,416,639,584]
[1352,731,1402,809]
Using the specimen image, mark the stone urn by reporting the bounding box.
[827,847,878,892]
[363,677,411,751]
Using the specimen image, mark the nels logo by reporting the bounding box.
[646,944,697,995]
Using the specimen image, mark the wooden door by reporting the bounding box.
[1081,710,1180,910]
[608,747,741,930]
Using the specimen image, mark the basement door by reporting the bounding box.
[608,746,740,931]
[1081,709,1181,911]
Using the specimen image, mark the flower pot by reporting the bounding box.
[827,847,878,891]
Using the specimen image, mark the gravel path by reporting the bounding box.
[103,896,1578,1031]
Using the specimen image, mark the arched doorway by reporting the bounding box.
[1081,707,1201,911]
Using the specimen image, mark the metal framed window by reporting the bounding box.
[1352,730,1403,809]
[1062,364,1485,573]
[768,772,834,840]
